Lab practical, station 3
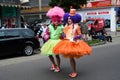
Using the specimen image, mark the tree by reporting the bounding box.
[49,0,87,12]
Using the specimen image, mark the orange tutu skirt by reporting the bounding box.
[53,39,92,58]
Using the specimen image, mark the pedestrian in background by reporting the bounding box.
[1,23,6,29]
[21,21,29,28]
[41,22,48,43]
[37,21,48,47]
[80,20,89,41]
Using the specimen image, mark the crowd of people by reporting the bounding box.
[37,18,113,44]
[1,19,16,29]
[80,20,112,42]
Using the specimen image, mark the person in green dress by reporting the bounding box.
[41,6,64,72]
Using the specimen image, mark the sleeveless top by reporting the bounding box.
[48,24,63,39]
[63,23,81,39]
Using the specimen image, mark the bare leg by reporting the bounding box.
[48,55,56,66]
[69,58,77,77]
[55,55,60,68]
[70,58,76,73]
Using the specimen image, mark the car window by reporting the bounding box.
[22,29,34,37]
[0,31,5,39]
[5,30,20,38]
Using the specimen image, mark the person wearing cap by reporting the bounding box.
[41,6,65,72]
[53,9,92,77]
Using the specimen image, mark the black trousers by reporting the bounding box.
[105,36,112,42]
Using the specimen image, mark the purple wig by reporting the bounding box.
[63,12,81,23]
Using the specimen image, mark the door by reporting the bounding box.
[0,30,6,56]
[3,30,23,54]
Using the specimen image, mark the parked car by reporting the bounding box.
[0,28,40,57]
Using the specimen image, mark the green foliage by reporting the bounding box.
[49,0,87,12]
[86,39,101,45]
[86,39,106,46]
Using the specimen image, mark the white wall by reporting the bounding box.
[110,7,116,31]
[77,7,117,32]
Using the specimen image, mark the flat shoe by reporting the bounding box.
[69,73,77,78]
[54,67,60,72]
[50,64,55,71]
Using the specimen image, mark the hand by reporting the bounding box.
[44,34,49,41]
[41,32,46,37]
[60,32,66,39]
[74,35,81,40]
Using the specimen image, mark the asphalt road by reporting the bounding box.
[0,43,120,80]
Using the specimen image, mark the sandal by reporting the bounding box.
[54,67,60,72]
[69,73,77,78]
[50,64,55,71]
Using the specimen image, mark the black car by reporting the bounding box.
[0,28,40,57]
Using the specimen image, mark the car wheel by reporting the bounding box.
[23,45,34,56]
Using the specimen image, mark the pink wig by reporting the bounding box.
[46,6,65,23]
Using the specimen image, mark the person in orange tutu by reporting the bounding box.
[53,9,92,78]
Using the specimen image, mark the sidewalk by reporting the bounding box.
[108,31,120,38]
[107,31,120,44]
[91,31,120,48]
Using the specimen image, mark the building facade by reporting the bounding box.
[0,0,22,28]
[78,0,120,32]
[21,0,51,24]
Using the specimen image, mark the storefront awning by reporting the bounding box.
[21,6,31,9]
[0,3,31,8]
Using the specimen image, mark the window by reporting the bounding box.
[5,30,20,38]
[0,31,5,39]
[22,29,34,37]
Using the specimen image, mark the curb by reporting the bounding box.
[89,41,106,46]
[89,36,120,47]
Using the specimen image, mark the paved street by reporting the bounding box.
[0,37,120,80]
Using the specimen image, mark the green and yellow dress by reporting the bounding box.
[41,24,63,56]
